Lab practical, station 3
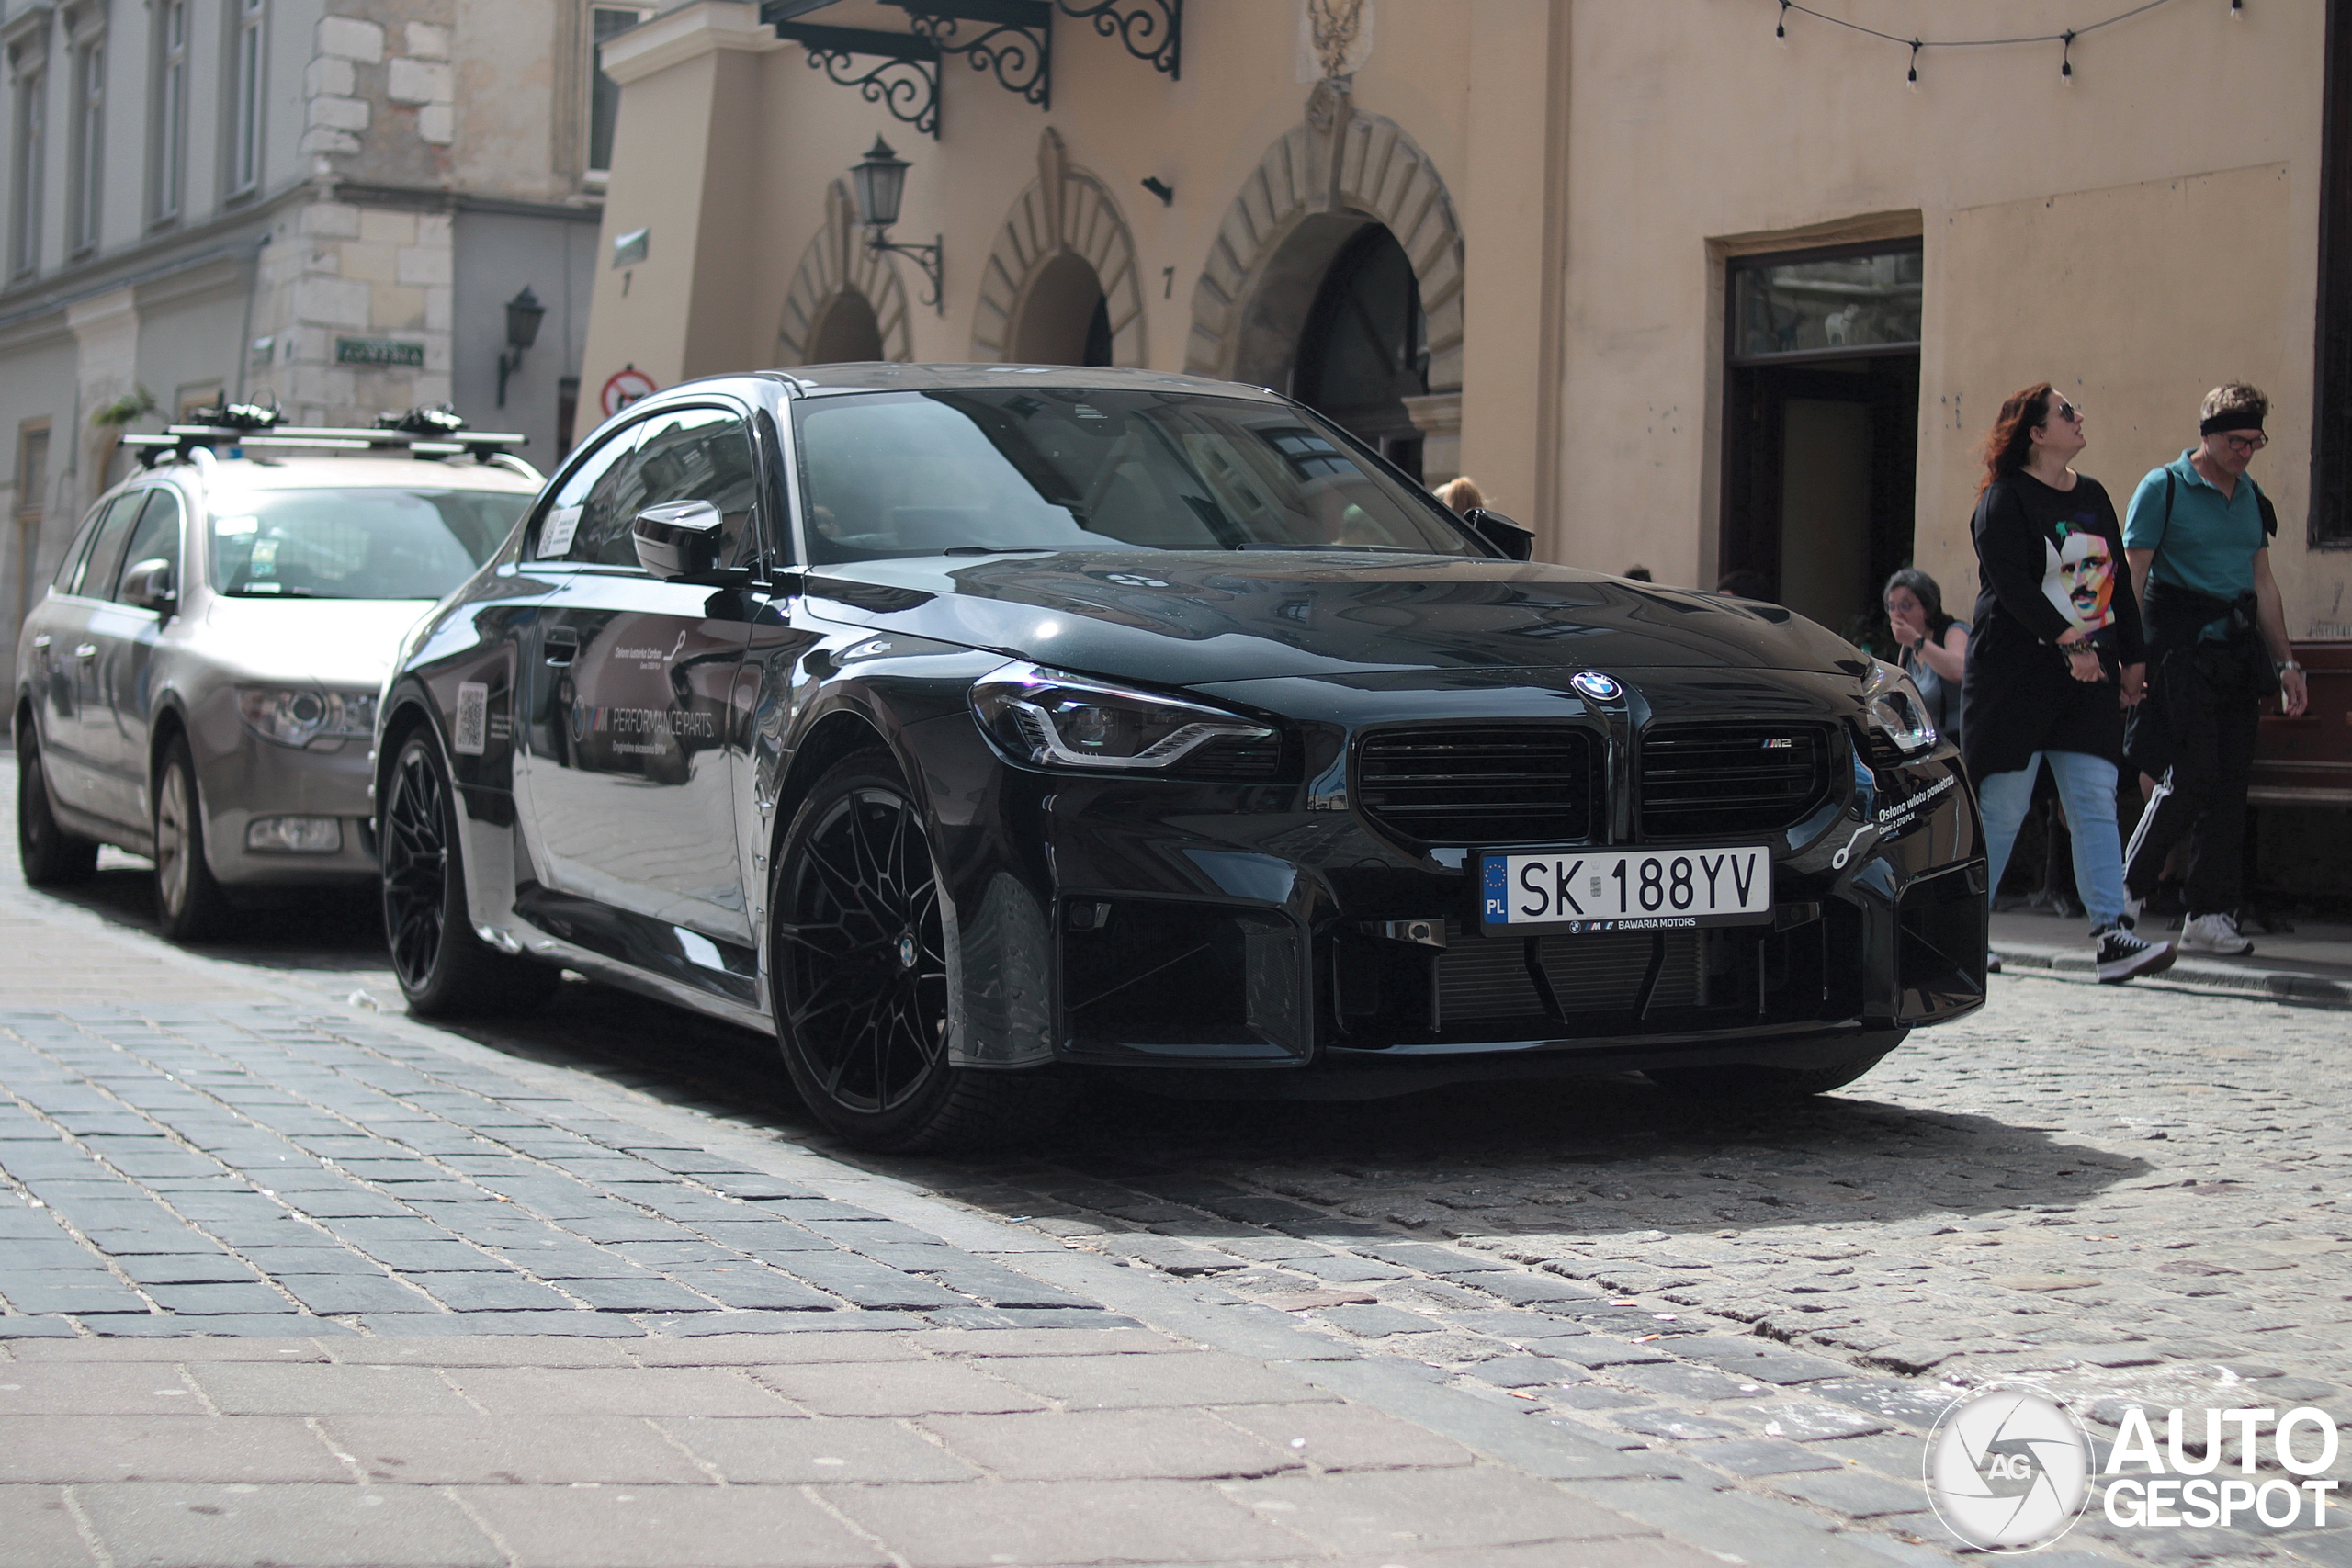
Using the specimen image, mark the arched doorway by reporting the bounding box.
[1012,251,1114,367]
[1294,225,1429,479]
[1187,85,1463,483]
[807,288,885,364]
[777,180,913,366]
[973,129,1146,367]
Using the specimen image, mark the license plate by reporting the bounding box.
[1480,846,1772,933]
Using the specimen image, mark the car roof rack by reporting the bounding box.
[122,423,530,468]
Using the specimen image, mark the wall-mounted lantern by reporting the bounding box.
[851,138,944,315]
[497,287,546,408]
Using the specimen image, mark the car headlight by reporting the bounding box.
[1860,660,1938,760]
[970,662,1277,776]
[237,685,379,749]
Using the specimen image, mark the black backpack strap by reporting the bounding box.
[2252,476,2278,540]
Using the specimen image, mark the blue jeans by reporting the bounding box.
[1976,752,2129,932]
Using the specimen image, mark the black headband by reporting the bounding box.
[2200,410,2266,436]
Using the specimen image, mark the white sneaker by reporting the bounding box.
[2178,912,2254,956]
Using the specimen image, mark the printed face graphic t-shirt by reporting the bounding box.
[1960,468,2145,777]
[2042,519,2118,637]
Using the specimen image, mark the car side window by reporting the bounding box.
[51,502,110,592]
[530,420,645,565]
[563,406,757,570]
[112,490,184,603]
[72,494,146,599]
[631,408,760,566]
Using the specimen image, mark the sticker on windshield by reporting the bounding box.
[540,505,582,558]
[454,682,488,756]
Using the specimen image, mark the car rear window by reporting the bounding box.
[792,389,1483,564]
[209,487,530,599]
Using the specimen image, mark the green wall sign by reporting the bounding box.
[334,337,426,367]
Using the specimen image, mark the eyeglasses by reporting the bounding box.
[2224,432,2268,455]
[2050,400,2083,424]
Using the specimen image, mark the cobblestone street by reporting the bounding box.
[3,769,2350,1566]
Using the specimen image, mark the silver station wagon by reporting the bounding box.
[12,414,537,940]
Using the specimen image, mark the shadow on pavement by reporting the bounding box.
[433,970,2154,1250]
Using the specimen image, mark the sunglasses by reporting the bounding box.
[2224,432,2268,455]
[2049,400,2083,424]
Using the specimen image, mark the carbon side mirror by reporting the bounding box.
[119,558,176,616]
[632,501,727,581]
[1463,507,1535,561]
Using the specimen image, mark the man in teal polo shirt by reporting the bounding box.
[2120,383,2309,954]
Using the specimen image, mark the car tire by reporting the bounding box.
[1643,1030,1905,1102]
[153,736,233,942]
[17,731,98,887]
[379,730,560,1018]
[771,748,1068,1153]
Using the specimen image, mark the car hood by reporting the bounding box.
[800,552,1870,686]
[198,595,437,689]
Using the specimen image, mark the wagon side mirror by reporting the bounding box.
[119,558,176,616]
[632,501,728,581]
[1464,508,1534,561]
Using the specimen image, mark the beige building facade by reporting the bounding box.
[582,0,2351,650]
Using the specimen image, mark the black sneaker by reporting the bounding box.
[2093,924,2176,984]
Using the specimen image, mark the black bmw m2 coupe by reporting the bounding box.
[374,366,1984,1150]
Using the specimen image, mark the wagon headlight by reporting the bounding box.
[970,662,1275,774]
[1860,660,1938,760]
[237,685,379,749]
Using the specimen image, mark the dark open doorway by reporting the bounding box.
[1721,242,1922,646]
[1295,223,1430,482]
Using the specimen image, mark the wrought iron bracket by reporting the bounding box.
[762,14,943,138]
[872,232,945,316]
[887,0,1051,113]
[1055,0,1179,78]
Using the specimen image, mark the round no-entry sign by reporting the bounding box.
[601,366,658,417]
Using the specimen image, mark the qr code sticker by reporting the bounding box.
[454,682,489,756]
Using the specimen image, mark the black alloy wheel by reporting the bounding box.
[772,749,1063,1150]
[17,730,97,887]
[153,735,232,942]
[379,730,558,1017]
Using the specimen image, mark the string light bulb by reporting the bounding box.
[2061,29,2075,81]
[1906,39,1921,89]
[1776,0,1790,40]
[2230,0,2244,16]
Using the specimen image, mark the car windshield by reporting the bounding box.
[209,487,529,599]
[793,389,1483,563]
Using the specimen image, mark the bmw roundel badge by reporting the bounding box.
[1571,670,1623,703]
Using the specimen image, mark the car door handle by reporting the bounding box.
[30,635,50,649]
[74,644,97,660]
[543,630,578,666]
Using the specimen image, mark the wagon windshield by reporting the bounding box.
[793,389,1483,564]
[209,487,529,599]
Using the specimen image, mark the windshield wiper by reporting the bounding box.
[940,546,1058,556]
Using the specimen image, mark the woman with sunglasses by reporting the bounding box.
[2119,384,2309,956]
[1962,383,2175,984]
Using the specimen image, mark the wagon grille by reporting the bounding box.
[1638,724,1832,839]
[1356,726,1600,847]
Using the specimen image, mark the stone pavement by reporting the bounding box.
[4,762,2351,1565]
